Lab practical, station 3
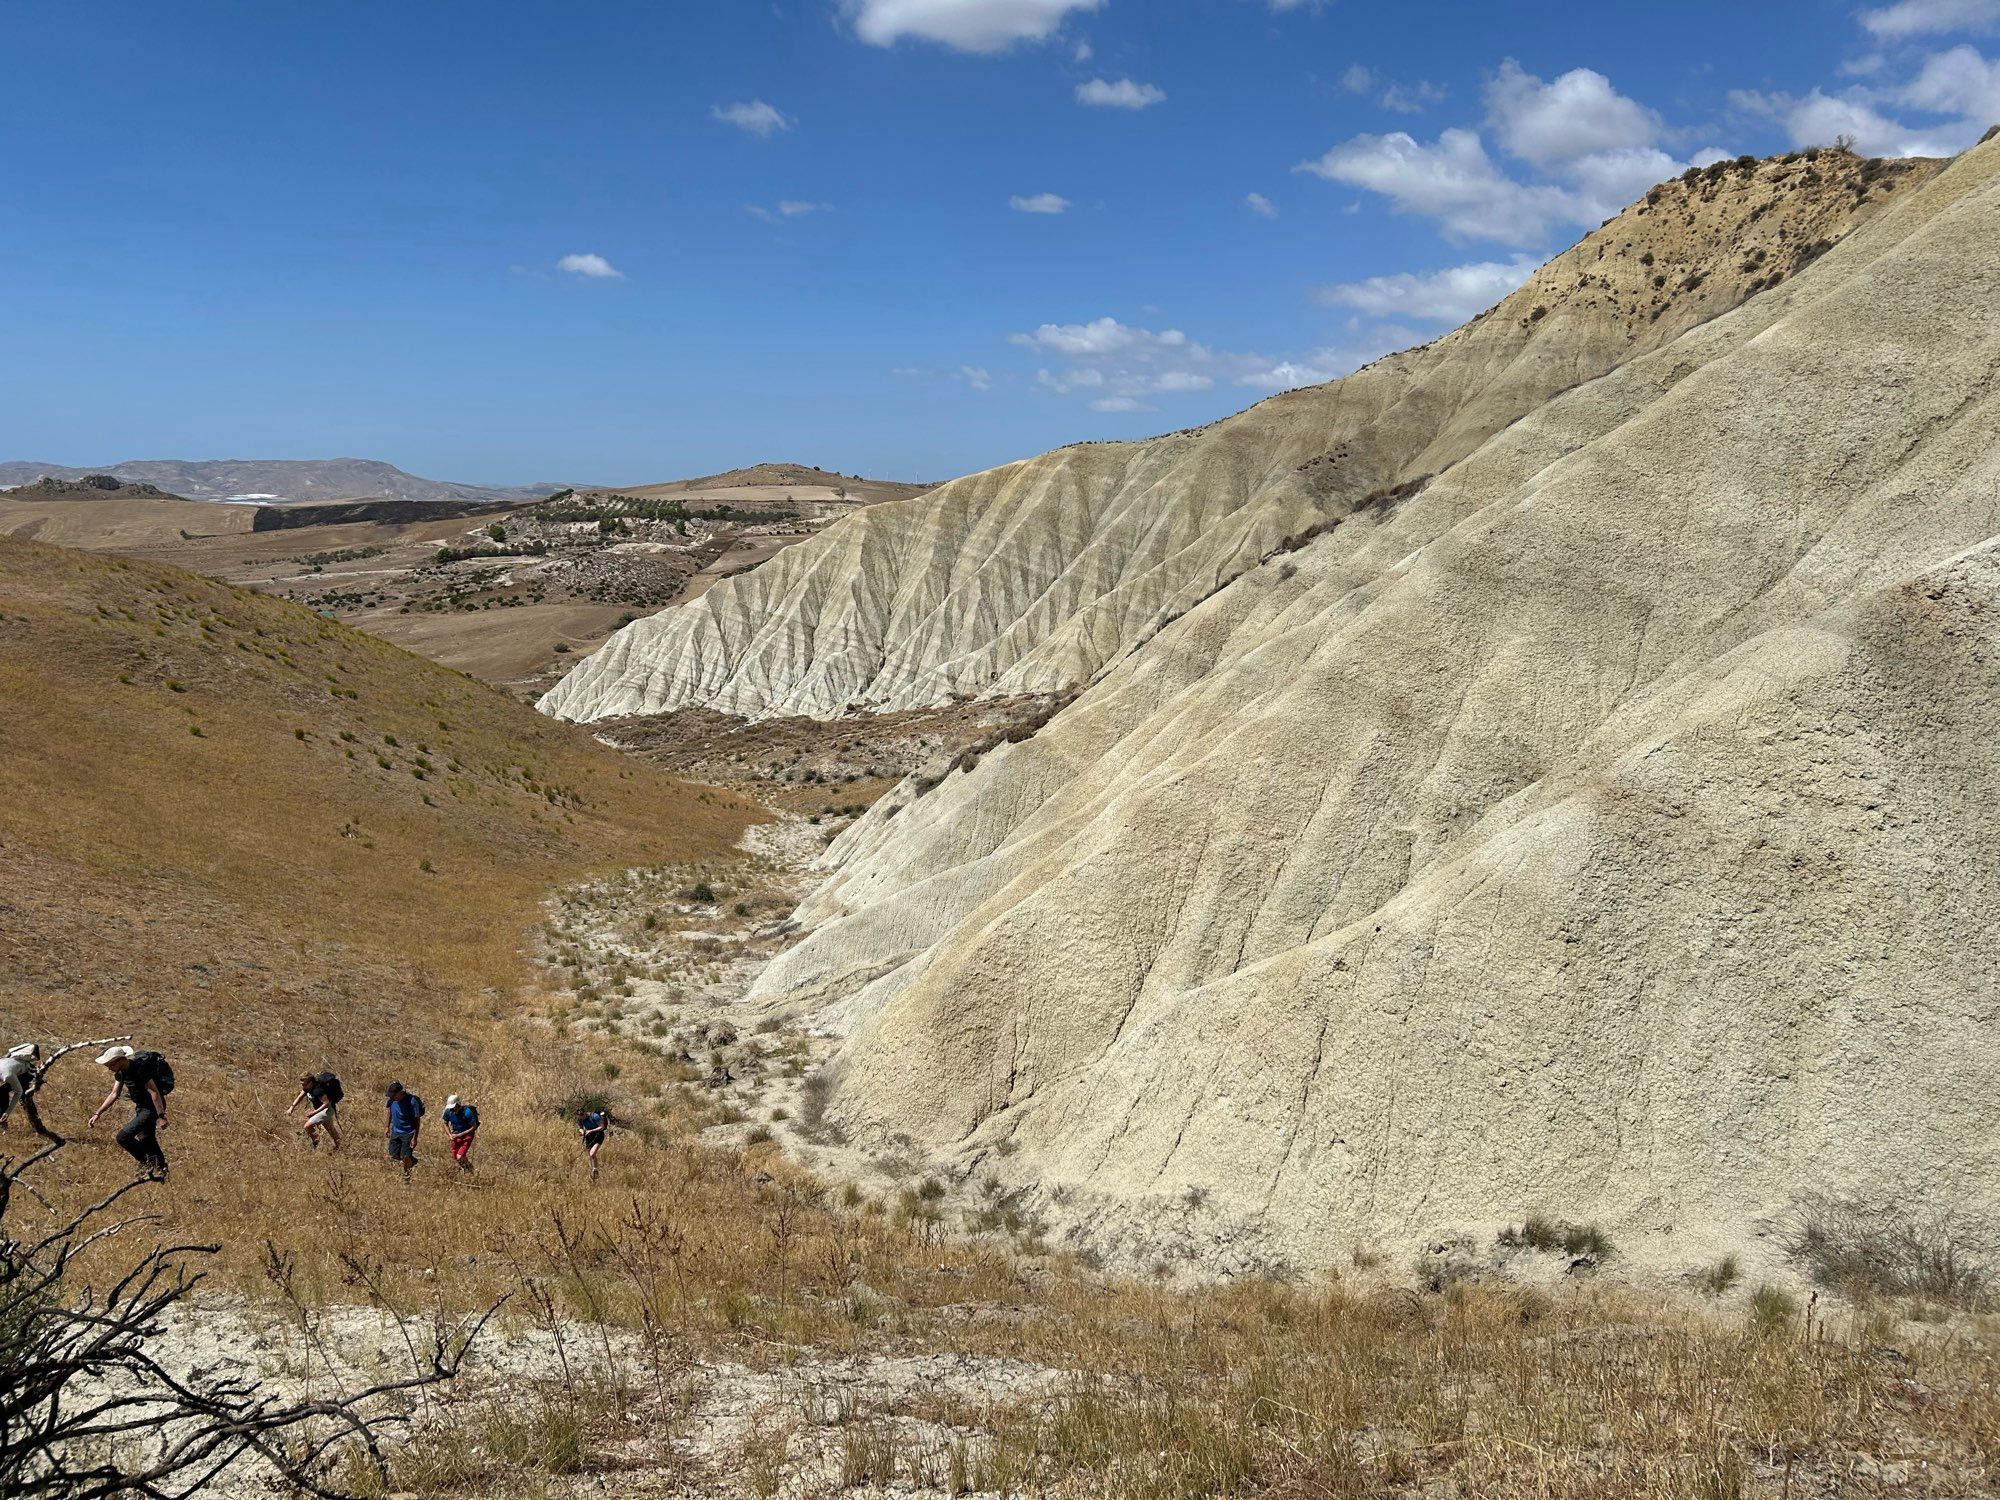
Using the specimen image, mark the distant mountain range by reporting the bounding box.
[0,458,563,505]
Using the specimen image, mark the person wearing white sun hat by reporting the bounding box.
[88,1043,175,1178]
[441,1094,480,1173]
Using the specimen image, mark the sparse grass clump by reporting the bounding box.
[1749,1282,1799,1335]
[1498,1215,1612,1259]
[1694,1253,1742,1296]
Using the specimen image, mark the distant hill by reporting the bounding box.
[609,462,932,505]
[5,473,191,502]
[0,457,561,505]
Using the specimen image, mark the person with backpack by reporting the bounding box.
[0,1042,60,1142]
[286,1069,345,1151]
[576,1104,611,1178]
[441,1094,479,1173]
[87,1044,173,1178]
[384,1081,425,1177]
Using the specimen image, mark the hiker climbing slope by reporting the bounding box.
[384,1081,425,1178]
[87,1044,173,1178]
[0,1042,60,1142]
[441,1094,479,1173]
[287,1069,345,1151]
[577,1105,611,1178]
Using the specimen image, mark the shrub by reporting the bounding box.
[798,1068,837,1137]
[558,1088,611,1120]
[1787,1195,1989,1305]
[1561,1222,1612,1259]
[688,880,718,903]
[1749,1283,1798,1335]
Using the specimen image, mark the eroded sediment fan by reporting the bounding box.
[744,140,2000,1267]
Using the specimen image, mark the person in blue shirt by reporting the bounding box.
[577,1105,611,1178]
[441,1094,479,1174]
[384,1081,425,1177]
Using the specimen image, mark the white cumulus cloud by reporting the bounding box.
[712,100,792,137]
[1012,316,1188,357]
[1076,77,1166,109]
[1860,0,2000,38]
[1315,254,1543,324]
[1731,85,1970,156]
[1485,60,1662,169]
[1900,42,2000,115]
[557,253,622,279]
[1009,192,1071,214]
[844,0,1102,53]
[1245,191,1277,217]
[1300,60,1726,247]
[1295,128,1575,246]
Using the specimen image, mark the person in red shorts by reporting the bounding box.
[441,1094,479,1173]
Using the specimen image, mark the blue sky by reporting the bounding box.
[4,0,1996,485]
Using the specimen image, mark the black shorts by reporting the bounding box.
[582,1129,606,1149]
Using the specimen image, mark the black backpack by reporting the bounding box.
[317,1071,344,1104]
[132,1051,176,1096]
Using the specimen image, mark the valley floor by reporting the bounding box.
[155,810,2000,1500]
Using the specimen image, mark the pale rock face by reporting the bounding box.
[742,140,2000,1270]
[540,155,1925,725]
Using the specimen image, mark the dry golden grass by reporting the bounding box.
[0,534,755,1272]
[7,534,2000,1497]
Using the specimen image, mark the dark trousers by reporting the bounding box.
[1,1084,59,1140]
[117,1105,167,1172]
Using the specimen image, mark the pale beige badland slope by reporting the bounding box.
[541,152,1930,723]
[751,136,2000,1273]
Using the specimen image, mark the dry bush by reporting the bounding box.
[1788,1194,1990,1306]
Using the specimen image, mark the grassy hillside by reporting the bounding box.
[0,533,757,1243]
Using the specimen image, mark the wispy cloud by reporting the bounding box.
[556,252,623,280]
[1076,77,1166,109]
[844,0,1103,53]
[1010,192,1071,214]
[1245,191,1278,217]
[711,99,792,137]
[1859,0,2000,38]
[749,200,834,222]
[1315,255,1542,324]
[1013,314,1411,408]
[1339,63,1448,114]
